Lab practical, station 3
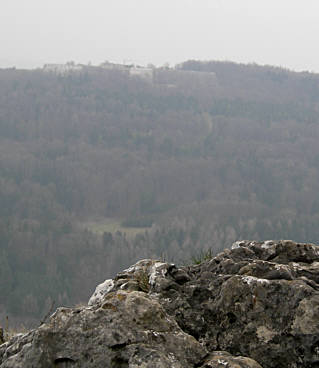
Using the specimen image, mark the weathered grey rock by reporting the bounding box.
[203,351,263,367]
[0,291,206,367]
[2,240,319,367]
[88,279,114,306]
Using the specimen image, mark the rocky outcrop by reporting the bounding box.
[2,240,319,367]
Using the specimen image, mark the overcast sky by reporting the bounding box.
[1,0,318,72]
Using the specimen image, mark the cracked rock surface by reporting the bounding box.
[2,240,319,367]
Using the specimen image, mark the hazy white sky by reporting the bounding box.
[1,0,318,72]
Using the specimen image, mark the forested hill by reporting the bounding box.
[1,61,319,326]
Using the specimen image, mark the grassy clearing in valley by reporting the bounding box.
[80,218,150,239]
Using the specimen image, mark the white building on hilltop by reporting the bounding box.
[43,63,84,75]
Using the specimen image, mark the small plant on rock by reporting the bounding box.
[135,270,150,292]
[191,248,214,265]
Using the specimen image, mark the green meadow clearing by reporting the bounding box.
[80,218,150,239]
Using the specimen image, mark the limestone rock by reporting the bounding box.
[2,240,319,367]
[0,291,206,367]
[203,351,263,367]
[88,279,114,306]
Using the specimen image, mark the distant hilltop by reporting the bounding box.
[42,61,217,86]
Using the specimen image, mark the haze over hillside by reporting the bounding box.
[1,60,319,326]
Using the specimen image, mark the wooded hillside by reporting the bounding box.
[1,61,319,326]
